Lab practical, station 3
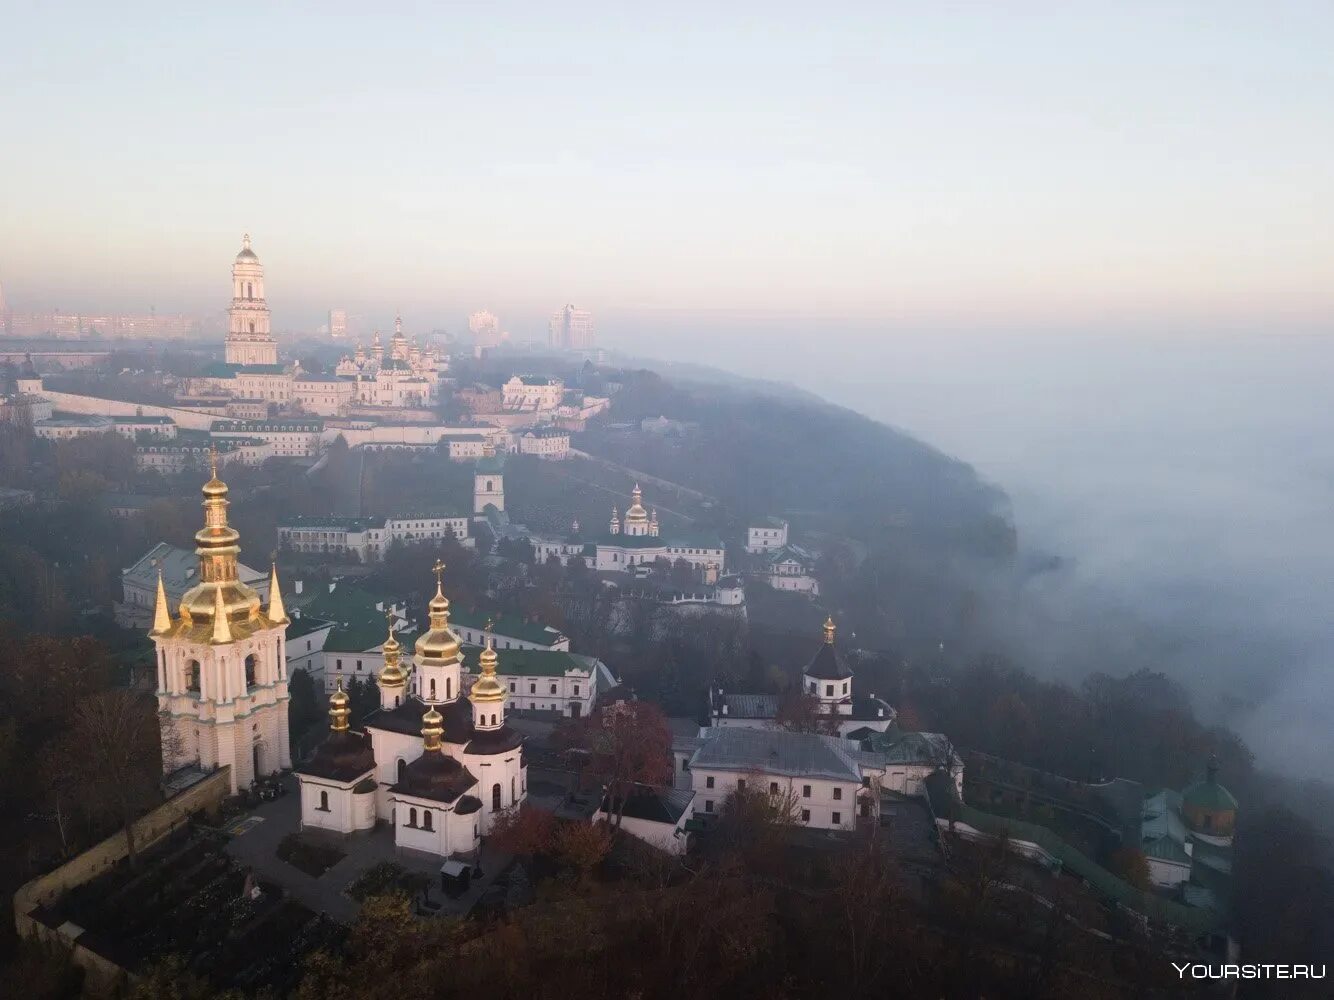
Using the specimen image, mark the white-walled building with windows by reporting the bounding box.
[466,648,614,718]
[279,513,470,562]
[673,725,963,830]
[746,517,789,554]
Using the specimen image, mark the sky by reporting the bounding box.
[2,3,1334,338]
[3,4,1334,774]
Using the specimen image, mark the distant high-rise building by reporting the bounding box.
[226,234,278,365]
[549,304,594,350]
[469,309,505,349]
[329,308,348,340]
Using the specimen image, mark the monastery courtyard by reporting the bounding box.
[221,763,572,923]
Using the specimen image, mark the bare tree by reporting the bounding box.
[70,689,178,867]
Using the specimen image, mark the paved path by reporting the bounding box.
[223,775,511,923]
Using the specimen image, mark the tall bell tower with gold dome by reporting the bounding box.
[150,451,292,792]
[226,233,278,365]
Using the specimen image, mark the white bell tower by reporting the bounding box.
[226,234,278,366]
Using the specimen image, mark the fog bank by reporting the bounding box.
[633,326,1334,778]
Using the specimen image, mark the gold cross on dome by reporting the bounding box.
[432,558,445,589]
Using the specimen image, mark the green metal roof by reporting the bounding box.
[297,585,406,652]
[491,649,599,678]
[449,607,566,646]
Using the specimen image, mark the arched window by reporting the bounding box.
[397,759,408,783]
[246,281,252,299]
[244,654,257,689]
[511,776,516,802]
[422,810,433,831]
[249,321,255,333]
[408,807,417,828]
[490,713,497,726]
[319,790,329,811]
[446,677,452,699]
[492,783,502,810]
[486,480,493,491]
[186,660,201,693]
[429,679,436,700]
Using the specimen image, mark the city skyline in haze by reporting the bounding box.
[2,4,1333,347]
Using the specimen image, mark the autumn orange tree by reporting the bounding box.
[557,700,672,830]
[489,804,558,859]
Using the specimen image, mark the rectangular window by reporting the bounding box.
[861,776,871,788]
[737,779,746,791]
[833,787,842,800]
[802,785,811,798]
[801,809,810,823]
[336,659,342,669]
[705,800,713,813]
[573,685,580,695]
[550,684,557,695]
[769,782,779,795]
[706,776,715,789]
[825,684,834,697]
[832,812,841,826]
[530,683,536,694]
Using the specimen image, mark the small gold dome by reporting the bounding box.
[421,704,444,751]
[329,679,350,732]
[470,623,506,704]
[378,612,408,689]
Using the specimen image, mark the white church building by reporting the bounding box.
[296,562,526,859]
[151,456,292,793]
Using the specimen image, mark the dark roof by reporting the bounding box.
[296,730,376,783]
[456,795,482,815]
[284,615,335,641]
[600,784,695,825]
[390,750,476,804]
[365,696,474,745]
[805,641,853,681]
[463,726,525,756]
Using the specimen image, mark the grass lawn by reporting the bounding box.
[276,833,346,878]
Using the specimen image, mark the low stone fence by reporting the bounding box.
[12,766,232,995]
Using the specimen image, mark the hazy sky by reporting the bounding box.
[3,3,1333,337]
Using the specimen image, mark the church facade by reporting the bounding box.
[296,562,526,859]
[151,456,292,793]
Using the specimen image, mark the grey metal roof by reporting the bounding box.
[122,542,266,601]
[719,694,780,719]
[686,727,861,782]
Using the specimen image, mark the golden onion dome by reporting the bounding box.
[414,559,461,662]
[421,704,444,751]
[177,456,262,630]
[624,483,649,523]
[378,612,408,688]
[329,679,351,732]
[470,622,506,704]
